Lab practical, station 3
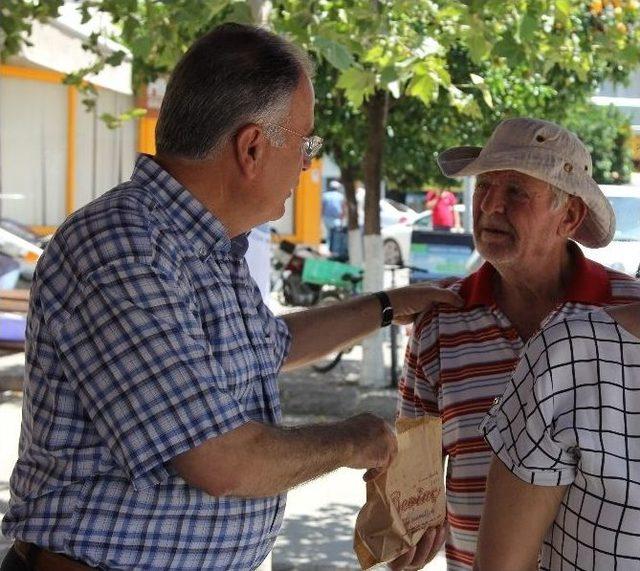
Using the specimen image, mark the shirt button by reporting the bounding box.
[198,247,207,257]
[492,397,501,406]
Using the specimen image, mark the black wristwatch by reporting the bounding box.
[374,291,394,327]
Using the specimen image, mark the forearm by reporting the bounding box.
[281,283,462,371]
[282,293,380,370]
[229,421,354,496]
[474,458,566,571]
[173,420,355,497]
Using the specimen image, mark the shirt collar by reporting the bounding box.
[458,242,611,309]
[131,154,249,258]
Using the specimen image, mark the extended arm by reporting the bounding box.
[282,283,462,371]
[171,413,396,497]
[474,457,567,571]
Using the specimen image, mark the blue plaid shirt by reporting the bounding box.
[3,155,291,569]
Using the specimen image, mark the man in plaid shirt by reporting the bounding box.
[1,24,460,571]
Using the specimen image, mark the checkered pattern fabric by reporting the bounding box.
[481,308,640,570]
[2,155,291,569]
[398,254,640,570]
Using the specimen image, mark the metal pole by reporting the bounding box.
[389,266,398,387]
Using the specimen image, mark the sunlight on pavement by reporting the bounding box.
[272,467,446,571]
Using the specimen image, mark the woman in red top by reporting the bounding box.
[425,188,459,231]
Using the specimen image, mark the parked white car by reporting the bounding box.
[355,188,419,229]
[382,205,466,266]
[380,198,419,227]
[581,184,640,276]
[382,210,433,265]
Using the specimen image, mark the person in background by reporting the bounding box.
[1,23,460,571]
[391,117,640,571]
[476,301,640,571]
[425,187,460,231]
[322,179,347,255]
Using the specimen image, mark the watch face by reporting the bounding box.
[382,306,394,325]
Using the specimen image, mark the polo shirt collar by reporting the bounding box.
[132,154,249,258]
[458,242,611,309]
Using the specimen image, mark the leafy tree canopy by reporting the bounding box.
[3,1,638,190]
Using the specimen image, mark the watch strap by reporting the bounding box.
[374,291,394,327]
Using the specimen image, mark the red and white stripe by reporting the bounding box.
[398,252,640,570]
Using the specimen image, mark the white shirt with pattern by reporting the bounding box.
[481,308,640,570]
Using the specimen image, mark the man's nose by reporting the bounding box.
[480,187,506,215]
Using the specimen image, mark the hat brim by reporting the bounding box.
[436,145,615,249]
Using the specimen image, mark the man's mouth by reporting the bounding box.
[479,226,513,240]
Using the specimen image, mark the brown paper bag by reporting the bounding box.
[353,415,445,569]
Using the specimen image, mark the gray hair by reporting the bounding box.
[549,184,570,210]
[155,23,314,160]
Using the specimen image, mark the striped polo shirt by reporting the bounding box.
[398,248,640,570]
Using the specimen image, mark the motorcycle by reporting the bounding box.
[271,238,322,307]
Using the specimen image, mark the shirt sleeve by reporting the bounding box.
[398,308,441,418]
[479,329,579,486]
[51,259,251,490]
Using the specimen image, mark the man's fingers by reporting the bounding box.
[401,527,435,570]
[390,524,448,571]
[388,285,464,318]
[413,286,463,307]
[388,546,416,571]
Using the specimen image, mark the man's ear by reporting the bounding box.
[560,196,587,238]
[234,124,266,179]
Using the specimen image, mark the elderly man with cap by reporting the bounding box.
[391,117,640,571]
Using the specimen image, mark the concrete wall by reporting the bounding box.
[0,72,136,226]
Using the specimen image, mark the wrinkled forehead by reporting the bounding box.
[476,169,548,188]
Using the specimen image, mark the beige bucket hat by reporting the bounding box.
[437,117,615,248]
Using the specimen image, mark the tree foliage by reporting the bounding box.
[3,0,639,203]
[0,0,63,59]
[565,102,634,184]
[277,0,640,212]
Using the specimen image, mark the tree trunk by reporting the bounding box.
[363,90,388,236]
[361,89,389,388]
[339,162,363,266]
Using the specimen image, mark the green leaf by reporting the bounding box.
[380,65,399,85]
[408,73,438,106]
[555,0,571,20]
[467,28,491,64]
[493,36,524,63]
[429,59,451,86]
[130,36,152,59]
[336,68,375,108]
[105,50,126,67]
[518,12,537,44]
[314,36,354,71]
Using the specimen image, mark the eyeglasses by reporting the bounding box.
[266,124,323,162]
